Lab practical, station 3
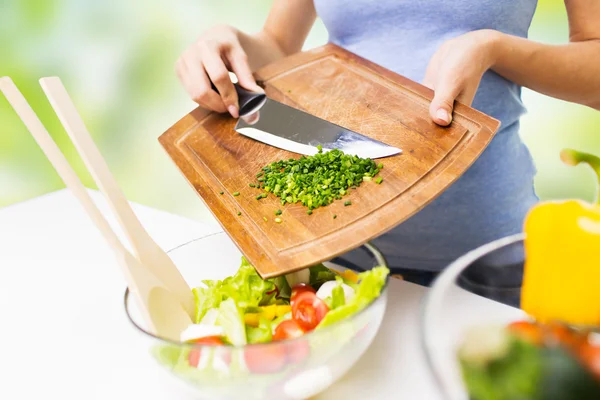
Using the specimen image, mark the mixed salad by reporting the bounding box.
[458,148,600,400]
[458,320,600,400]
[157,257,389,376]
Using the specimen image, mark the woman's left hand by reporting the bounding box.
[423,29,500,126]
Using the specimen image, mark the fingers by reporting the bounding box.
[176,52,227,113]
[201,43,239,117]
[428,79,461,127]
[226,48,263,93]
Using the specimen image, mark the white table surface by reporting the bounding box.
[0,189,522,400]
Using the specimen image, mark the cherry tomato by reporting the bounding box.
[189,336,225,345]
[284,340,310,364]
[291,283,316,306]
[244,344,287,374]
[577,341,600,380]
[544,322,586,349]
[187,336,224,367]
[507,321,543,345]
[273,319,305,341]
[272,320,310,364]
[291,291,329,331]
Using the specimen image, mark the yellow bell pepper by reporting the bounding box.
[521,148,600,327]
[330,268,360,283]
[244,305,291,327]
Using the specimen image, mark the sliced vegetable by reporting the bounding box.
[290,283,316,306]
[273,319,305,341]
[283,340,310,365]
[330,283,347,309]
[578,340,600,380]
[255,148,381,211]
[291,291,329,332]
[216,298,246,346]
[192,256,278,322]
[308,264,338,290]
[271,311,292,333]
[244,344,287,374]
[317,266,388,329]
[180,324,224,343]
[316,279,355,307]
[244,305,291,327]
[187,336,225,368]
[246,317,273,344]
[507,320,543,346]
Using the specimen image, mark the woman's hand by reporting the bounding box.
[423,30,500,126]
[176,25,264,118]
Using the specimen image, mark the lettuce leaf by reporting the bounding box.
[309,264,338,290]
[216,298,246,346]
[317,266,389,329]
[330,279,346,309]
[192,256,278,322]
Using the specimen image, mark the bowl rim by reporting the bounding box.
[123,231,391,349]
[419,232,525,400]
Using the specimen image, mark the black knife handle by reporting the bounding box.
[210,81,266,117]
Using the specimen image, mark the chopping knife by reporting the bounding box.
[213,81,402,159]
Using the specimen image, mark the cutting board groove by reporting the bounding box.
[159,44,499,278]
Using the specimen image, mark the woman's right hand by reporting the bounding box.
[175,25,264,118]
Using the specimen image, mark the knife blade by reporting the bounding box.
[215,81,402,159]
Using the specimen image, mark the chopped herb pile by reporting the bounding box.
[252,147,381,212]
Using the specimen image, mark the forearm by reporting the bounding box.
[236,0,316,73]
[490,31,600,110]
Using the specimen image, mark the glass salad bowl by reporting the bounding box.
[420,233,600,400]
[124,231,390,400]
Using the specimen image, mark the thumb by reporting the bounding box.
[429,82,459,126]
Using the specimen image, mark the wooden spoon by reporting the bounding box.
[38,77,195,319]
[0,76,192,341]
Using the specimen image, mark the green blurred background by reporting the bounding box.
[1,0,599,224]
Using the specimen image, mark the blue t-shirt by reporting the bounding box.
[314,0,539,271]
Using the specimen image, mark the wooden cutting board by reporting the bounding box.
[159,44,500,278]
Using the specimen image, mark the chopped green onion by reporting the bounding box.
[263,216,268,222]
[219,191,224,195]
[249,183,256,188]
[253,148,379,212]
[378,163,384,169]
[307,209,313,215]
[275,209,282,216]
[237,211,241,216]
[375,177,383,184]
[333,214,337,219]
[233,192,240,197]
[344,201,352,206]
[275,217,282,223]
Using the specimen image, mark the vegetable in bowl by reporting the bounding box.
[185,257,388,348]
[458,321,600,400]
[456,148,600,400]
[139,249,390,400]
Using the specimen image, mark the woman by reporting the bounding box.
[176,1,600,285]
